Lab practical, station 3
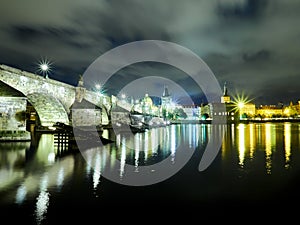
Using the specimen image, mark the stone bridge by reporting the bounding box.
[0,64,130,127]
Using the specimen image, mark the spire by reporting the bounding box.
[221,81,231,103]
[162,85,170,97]
[223,82,228,96]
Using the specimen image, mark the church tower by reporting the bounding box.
[221,82,231,103]
[161,85,171,108]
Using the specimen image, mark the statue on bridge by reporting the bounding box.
[75,74,85,102]
[77,74,84,87]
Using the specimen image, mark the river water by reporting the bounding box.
[1,122,300,223]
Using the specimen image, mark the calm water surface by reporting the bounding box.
[1,123,300,223]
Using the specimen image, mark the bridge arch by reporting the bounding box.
[27,92,69,127]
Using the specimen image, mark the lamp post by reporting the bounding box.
[121,93,126,102]
[40,63,49,78]
[95,84,101,91]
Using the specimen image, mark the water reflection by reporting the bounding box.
[35,173,50,225]
[284,123,291,169]
[15,184,26,204]
[249,123,255,159]
[232,122,297,174]
[83,126,183,183]
[238,124,246,167]
[265,123,272,174]
[0,133,75,223]
[0,142,29,191]
[1,123,300,222]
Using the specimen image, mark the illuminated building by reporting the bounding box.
[142,93,154,115]
[283,101,298,117]
[199,103,211,120]
[209,82,239,123]
[221,82,231,103]
[256,105,283,118]
[239,103,256,117]
[181,104,199,120]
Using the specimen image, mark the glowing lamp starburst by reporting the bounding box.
[37,59,52,78]
[40,63,49,72]
[232,92,253,113]
[238,102,245,109]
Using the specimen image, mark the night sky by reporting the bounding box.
[0,0,300,105]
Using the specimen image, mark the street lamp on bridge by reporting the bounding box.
[38,61,51,79]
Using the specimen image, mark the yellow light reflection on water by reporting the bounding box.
[238,124,245,167]
[257,124,262,145]
[249,123,255,159]
[221,125,228,160]
[265,123,272,174]
[231,124,235,144]
[284,123,291,169]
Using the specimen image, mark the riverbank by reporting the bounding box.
[239,118,300,123]
[171,118,300,124]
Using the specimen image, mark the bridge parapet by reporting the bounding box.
[0,64,75,111]
[84,90,112,110]
[116,100,133,112]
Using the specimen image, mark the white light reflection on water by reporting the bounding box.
[80,126,181,183]
[35,173,49,225]
[170,125,176,163]
[35,190,50,225]
[56,167,64,190]
[15,184,26,205]
[134,134,140,170]
[2,123,300,224]
[120,136,127,179]
[93,152,101,190]
[151,129,158,155]
[144,131,149,161]
[188,124,193,147]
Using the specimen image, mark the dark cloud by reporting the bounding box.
[0,0,300,105]
[217,0,268,19]
[242,49,271,62]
